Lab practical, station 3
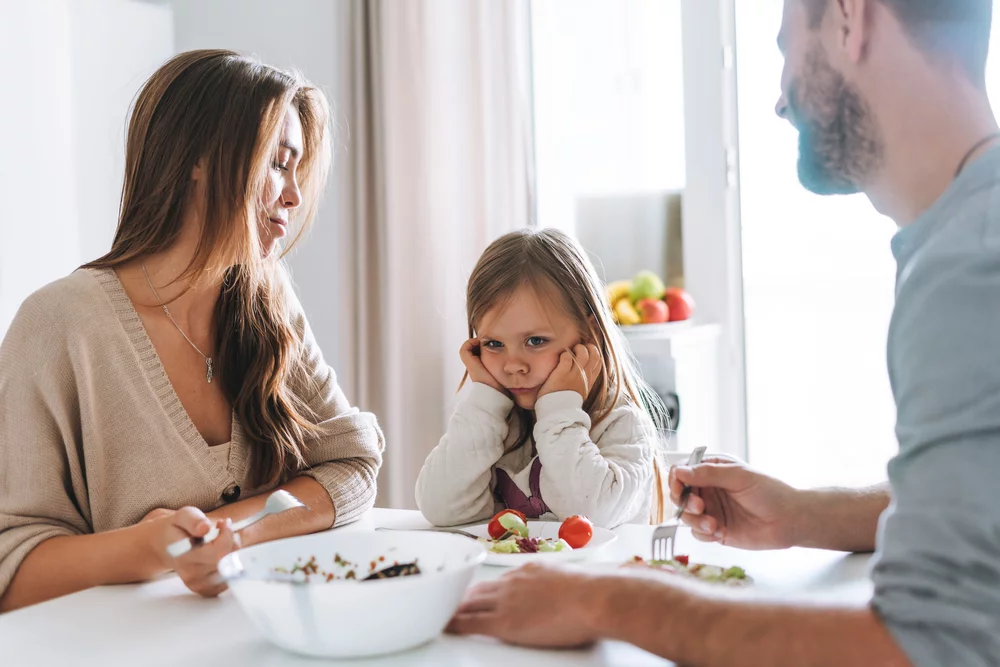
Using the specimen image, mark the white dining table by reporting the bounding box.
[0,508,875,667]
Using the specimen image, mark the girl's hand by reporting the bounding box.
[460,338,505,393]
[143,507,241,597]
[538,344,602,400]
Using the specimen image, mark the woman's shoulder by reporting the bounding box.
[20,268,109,313]
[0,269,115,383]
[6,269,112,344]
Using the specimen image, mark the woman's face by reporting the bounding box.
[259,106,304,256]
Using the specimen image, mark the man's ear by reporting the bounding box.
[835,0,871,64]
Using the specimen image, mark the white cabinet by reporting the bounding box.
[623,322,722,454]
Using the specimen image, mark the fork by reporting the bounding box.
[166,490,306,559]
[650,446,707,561]
[375,526,482,540]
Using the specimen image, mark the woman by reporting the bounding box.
[0,50,384,611]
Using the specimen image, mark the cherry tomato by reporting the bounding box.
[674,554,689,566]
[488,509,527,539]
[558,515,594,549]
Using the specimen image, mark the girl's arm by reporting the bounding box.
[415,383,512,526]
[533,392,654,528]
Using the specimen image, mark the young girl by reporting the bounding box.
[415,228,670,529]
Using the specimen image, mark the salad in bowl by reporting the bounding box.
[217,529,485,658]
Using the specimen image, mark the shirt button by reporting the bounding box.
[222,485,241,503]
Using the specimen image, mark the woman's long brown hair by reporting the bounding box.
[463,228,674,523]
[85,49,331,488]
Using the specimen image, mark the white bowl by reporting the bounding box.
[218,530,486,659]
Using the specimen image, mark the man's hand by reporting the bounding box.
[447,562,605,647]
[446,560,911,667]
[670,456,803,550]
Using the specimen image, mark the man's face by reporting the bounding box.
[775,0,883,195]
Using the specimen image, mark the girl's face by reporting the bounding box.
[477,284,583,410]
[259,106,304,257]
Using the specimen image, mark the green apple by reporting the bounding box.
[629,270,666,303]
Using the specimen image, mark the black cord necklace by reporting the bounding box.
[955,132,1000,177]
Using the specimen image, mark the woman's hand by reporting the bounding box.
[140,508,175,523]
[142,506,242,597]
[460,338,505,393]
[538,344,603,401]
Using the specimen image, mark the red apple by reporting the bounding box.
[663,288,694,321]
[637,297,669,324]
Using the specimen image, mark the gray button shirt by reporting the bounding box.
[871,145,1000,666]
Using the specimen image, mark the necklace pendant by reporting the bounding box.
[206,358,214,384]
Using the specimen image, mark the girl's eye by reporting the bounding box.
[526,336,547,347]
[482,340,503,349]
[272,161,288,172]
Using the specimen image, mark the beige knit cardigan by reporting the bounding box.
[0,268,384,598]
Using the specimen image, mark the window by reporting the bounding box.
[735,1,898,489]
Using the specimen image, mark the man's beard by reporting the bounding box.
[787,45,883,195]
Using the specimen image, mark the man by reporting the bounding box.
[446,1,1000,665]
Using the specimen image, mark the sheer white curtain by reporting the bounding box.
[334,0,536,508]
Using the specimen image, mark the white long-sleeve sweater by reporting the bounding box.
[415,383,656,529]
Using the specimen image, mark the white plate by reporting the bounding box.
[464,520,617,566]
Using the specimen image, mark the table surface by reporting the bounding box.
[0,509,874,667]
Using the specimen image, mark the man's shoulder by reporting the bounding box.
[896,175,1000,303]
[930,153,1000,253]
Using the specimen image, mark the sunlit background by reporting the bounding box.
[3,0,998,502]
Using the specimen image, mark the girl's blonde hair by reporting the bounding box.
[84,49,331,488]
[463,228,672,523]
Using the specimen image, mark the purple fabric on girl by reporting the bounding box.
[494,458,551,518]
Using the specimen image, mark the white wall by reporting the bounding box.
[69,1,174,263]
[0,1,77,334]
[0,0,348,403]
[167,0,346,379]
[0,0,172,336]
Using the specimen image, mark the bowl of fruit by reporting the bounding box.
[607,270,695,328]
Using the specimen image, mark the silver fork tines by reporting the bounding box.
[651,523,678,562]
[650,446,707,562]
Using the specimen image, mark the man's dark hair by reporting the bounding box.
[805,0,993,84]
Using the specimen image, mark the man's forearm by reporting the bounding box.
[207,475,335,548]
[596,575,910,667]
[792,482,890,552]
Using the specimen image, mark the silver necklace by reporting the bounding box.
[141,261,214,383]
